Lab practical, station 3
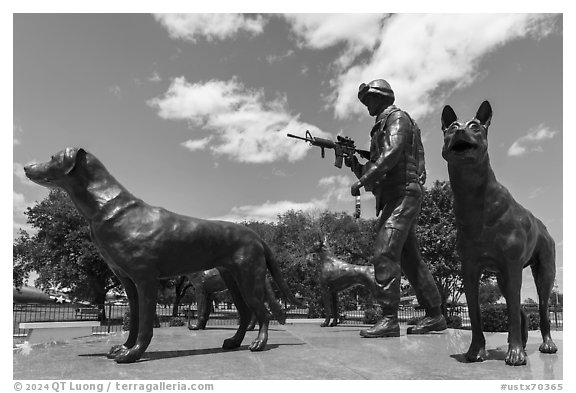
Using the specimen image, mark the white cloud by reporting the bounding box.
[284,14,385,69]
[14,123,23,145]
[153,14,267,42]
[318,175,355,202]
[181,137,212,152]
[148,77,331,163]
[508,124,559,157]
[285,14,557,120]
[13,191,34,236]
[109,85,122,98]
[14,162,29,185]
[265,49,295,64]
[148,72,162,83]
[211,173,368,222]
[212,199,327,223]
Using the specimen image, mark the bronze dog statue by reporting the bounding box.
[441,101,558,366]
[187,268,286,330]
[307,236,388,327]
[24,148,300,363]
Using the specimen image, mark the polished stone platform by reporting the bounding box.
[13,324,562,380]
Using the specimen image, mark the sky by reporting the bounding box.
[11,13,564,303]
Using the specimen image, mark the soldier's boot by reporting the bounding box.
[360,314,400,338]
[407,306,447,334]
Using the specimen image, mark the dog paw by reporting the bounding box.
[320,322,329,327]
[539,339,558,354]
[107,344,127,359]
[222,337,242,350]
[505,346,527,366]
[249,338,267,352]
[329,322,338,327]
[465,347,486,363]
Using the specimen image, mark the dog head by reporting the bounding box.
[305,234,331,263]
[24,147,86,188]
[441,101,492,164]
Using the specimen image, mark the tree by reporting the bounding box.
[417,180,463,315]
[271,210,318,313]
[13,189,121,316]
[478,278,502,304]
[158,276,194,317]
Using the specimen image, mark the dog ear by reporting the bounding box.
[63,147,87,175]
[475,100,492,128]
[441,105,458,131]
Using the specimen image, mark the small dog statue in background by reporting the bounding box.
[187,268,286,330]
[307,236,388,327]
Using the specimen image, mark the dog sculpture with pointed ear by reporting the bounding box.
[25,147,301,363]
[307,234,387,328]
[441,101,557,366]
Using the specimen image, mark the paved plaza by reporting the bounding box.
[13,323,562,380]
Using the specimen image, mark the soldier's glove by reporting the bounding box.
[345,155,363,178]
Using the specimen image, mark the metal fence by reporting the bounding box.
[13,302,563,337]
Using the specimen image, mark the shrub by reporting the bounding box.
[122,311,160,331]
[481,304,508,332]
[169,317,186,327]
[446,315,462,328]
[406,316,423,325]
[481,304,540,332]
[363,308,382,324]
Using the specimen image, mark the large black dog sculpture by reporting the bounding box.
[441,101,558,366]
[24,148,301,363]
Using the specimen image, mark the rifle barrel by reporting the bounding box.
[287,133,312,142]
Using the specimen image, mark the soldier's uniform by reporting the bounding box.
[351,79,446,337]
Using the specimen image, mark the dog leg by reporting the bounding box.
[247,314,257,331]
[114,279,158,363]
[189,291,211,330]
[499,267,527,366]
[107,275,139,359]
[235,268,271,351]
[218,269,250,350]
[531,240,558,354]
[330,291,339,327]
[463,264,486,362]
[320,285,332,327]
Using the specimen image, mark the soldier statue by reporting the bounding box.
[347,79,447,337]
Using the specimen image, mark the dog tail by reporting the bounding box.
[262,241,304,308]
[264,279,287,325]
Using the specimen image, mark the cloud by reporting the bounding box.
[14,123,23,145]
[211,174,367,222]
[181,137,212,152]
[14,162,30,185]
[285,14,558,120]
[284,14,385,69]
[148,77,331,163]
[508,124,559,156]
[13,191,34,236]
[265,49,295,64]
[148,72,162,83]
[109,85,122,98]
[153,14,267,42]
[211,199,327,223]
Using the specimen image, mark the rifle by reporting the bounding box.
[287,131,370,168]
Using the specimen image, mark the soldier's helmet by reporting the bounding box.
[358,79,395,105]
